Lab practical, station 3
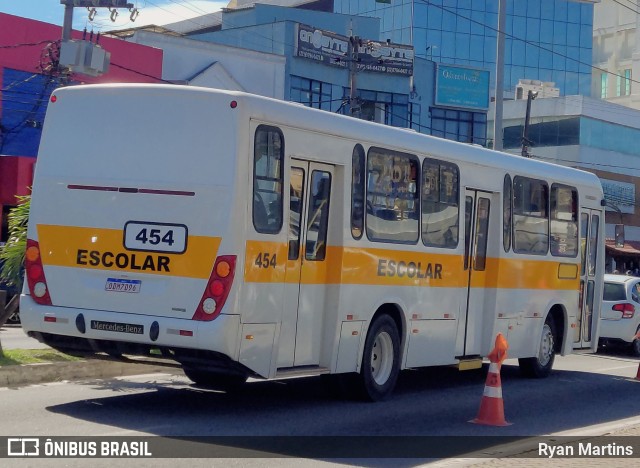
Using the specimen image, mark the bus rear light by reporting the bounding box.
[209,280,224,296]
[202,298,217,314]
[25,239,52,306]
[33,282,48,298]
[613,303,635,319]
[192,255,236,321]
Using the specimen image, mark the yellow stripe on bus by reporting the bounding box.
[37,225,220,279]
[244,240,580,290]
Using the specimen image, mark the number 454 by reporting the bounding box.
[255,252,277,269]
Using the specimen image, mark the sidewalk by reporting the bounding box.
[0,324,181,387]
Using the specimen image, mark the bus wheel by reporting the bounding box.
[519,315,556,378]
[183,367,247,391]
[357,314,401,401]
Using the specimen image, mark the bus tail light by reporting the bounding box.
[613,303,635,319]
[25,239,52,306]
[192,255,236,321]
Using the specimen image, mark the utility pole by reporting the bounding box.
[58,1,137,76]
[492,0,506,151]
[520,90,537,158]
[348,35,361,118]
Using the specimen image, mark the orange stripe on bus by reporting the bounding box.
[244,240,580,289]
[37,225,220,279]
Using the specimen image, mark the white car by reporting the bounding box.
[600,274,640,356]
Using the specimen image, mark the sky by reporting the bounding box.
[2,1,229,32]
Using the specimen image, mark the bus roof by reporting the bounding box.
[52,84,602,194]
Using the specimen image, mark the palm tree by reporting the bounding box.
[0,195,30,353]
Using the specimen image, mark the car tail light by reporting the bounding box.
[192,255,236,321]
[613,303,635,319]
[25,239,52,305]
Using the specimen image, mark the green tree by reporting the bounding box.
[0,195,30,353]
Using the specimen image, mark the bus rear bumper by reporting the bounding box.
[20,294,240,359]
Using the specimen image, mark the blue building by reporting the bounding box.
[178,3,489,144]
[334,0,596,98]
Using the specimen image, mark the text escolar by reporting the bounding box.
[377,259,443,279]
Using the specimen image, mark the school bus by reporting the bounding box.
[21,84,604,400]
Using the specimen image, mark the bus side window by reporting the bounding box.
[422,158,459,248]
[550,184,578,257]
[253,126,284,234]
[306,171,331,261]
[351,144,365,240]
[513,176,549,255]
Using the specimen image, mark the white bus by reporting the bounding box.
[21,84,604,401]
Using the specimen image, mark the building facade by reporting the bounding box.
[592,0,640,107]
[0,13,163,243]
[492,95,640,271]
[335,0,597,98]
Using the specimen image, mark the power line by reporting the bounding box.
[612,0,640,15]
[110,61,172,82]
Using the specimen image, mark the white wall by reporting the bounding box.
[592,0,640,107]
[128,30,286,99]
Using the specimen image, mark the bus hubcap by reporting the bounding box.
[538,324,554,366]
[371,331,394,385]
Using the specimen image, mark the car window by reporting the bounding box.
[633,283,640,303]
[603,282,626,301]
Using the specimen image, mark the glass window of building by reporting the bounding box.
[290,76,332,111]
[335,0,594,98]
[343,88,410,128]
[431,108,487,145]
[617,69,631,97]
[601,73,608,98]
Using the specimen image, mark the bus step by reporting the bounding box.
[275,366,331,379]
[457,358,483,371]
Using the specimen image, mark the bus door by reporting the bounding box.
[278,160,334,368]
[575,209,602,351]
[459,188,493,357]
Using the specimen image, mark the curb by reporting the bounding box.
[0,357,181,387]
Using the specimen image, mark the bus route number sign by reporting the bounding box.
[124,221,188,254]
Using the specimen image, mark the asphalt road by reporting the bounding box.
[2,323,640,466]
[0,349,639,467]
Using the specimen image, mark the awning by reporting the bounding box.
[605,238,640,255]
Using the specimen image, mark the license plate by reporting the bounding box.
[105,278,141,293]
[91,320,144,335]
[124,221,188,254]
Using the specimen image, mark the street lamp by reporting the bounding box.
[521,90,538,158]
[607,201,625,248]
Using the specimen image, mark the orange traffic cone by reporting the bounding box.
[471,333,512,426]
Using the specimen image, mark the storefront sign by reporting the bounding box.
[295,24,414,76]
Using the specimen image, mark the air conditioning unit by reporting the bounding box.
[515,79,560,99]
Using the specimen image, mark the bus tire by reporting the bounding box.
[518,315,557,378]
[355,314,401,401]
[183,367,247,391]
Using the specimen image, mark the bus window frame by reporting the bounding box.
[421,157,460,249]
[253,125,285,235]
[550,182,579,258]
[365,146,420,245]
